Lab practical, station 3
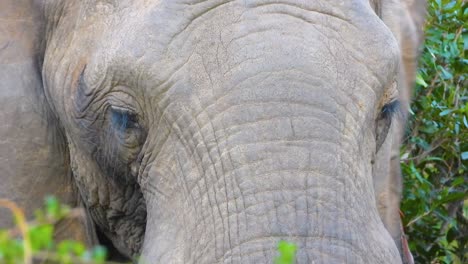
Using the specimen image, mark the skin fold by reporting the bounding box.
[0,0,426,263]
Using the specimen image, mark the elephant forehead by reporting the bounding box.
[89,0,398,88]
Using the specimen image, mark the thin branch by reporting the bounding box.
[0,199,32,264]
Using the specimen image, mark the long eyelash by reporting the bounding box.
[380,100,402,120]
[111,108,139,130]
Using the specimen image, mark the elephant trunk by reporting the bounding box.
[140,145,400,263]
[139,73,401,263]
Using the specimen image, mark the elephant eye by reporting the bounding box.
[110,106,140,130]
[375,100,401,152]
[379,100,401,120]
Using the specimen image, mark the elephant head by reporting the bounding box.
[1,0,426,263]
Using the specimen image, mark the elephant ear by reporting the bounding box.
[0,0,97,247]
[399,0,428,102]
[378,0,427,108]
[372,1,426,264]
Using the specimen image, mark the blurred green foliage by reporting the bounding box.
[400,0,467,263]
[0,197,108,264]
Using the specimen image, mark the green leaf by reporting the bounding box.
[413,137,431,150]
[275,241,297,264]
[57,240,86,264]
[443,1,456,10]
[461,151,468,160]
[420,123,438,133]
[91,246,107,263]
[45,196,60,219]
[438,66,453,80]
[463,33,468,51]
[415,73,429,87]
[452,177,465,187]
[28,224,53,252]
[439,109,453,116]
[437,192,467,204]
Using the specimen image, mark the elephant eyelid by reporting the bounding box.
[380,99,401,120]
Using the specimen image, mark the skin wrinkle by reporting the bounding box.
[198,158,219,263]
[49,8,84,123]
[75,84,137,125]
[211,115,341,142]
[80,70,110,110]
[160,111,370,262]
[142,54,194,101]
[224,161,241,264]
[302,25,394,96]
[194,120,362,180]
[141,172,171,198]
[183,116,344,170]
[50,48,69,124]
[191,106,230,258]
[332,101,348,264]
[165,94,352,155]
[74,73,98,117]
[137,135,167,184]
[245,150,268,264]
[194,69,314,109]
[227,15,330,63]
[209,123,235,261]
[205,101,343,135]
[167,0,236,53]
[139,109,179,168]
[178,142,362,260]
[75,101,107,130]
[137,117,172,178]
[338,72,374,263]
[219,234,366,261]
[222,7,394,94]
[197,94,235,257]
[340,121,353,264]
[224,148,247,262]
[167,113,362,233]
[246,180,352,213]
[163,116,221,261]
[232,187,349,217]
[157,106,362,260]
[199,109,341,145]
[223,17,340,61]
[245,0,352,22]
[173,151,209,255]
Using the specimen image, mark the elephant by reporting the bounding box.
[0,0,426,263]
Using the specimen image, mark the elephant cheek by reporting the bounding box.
[68,142,146,258]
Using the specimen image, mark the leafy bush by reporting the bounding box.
[400,0,467,263]
[0,197,108,264]
[2,197,297,264]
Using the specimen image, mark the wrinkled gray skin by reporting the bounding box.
[0,0,426,263]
